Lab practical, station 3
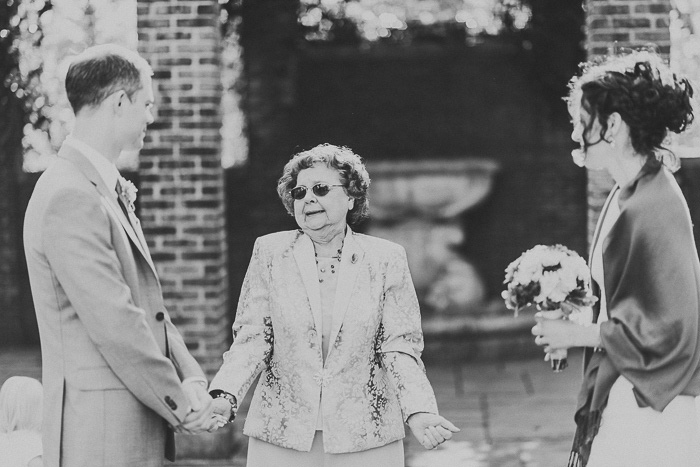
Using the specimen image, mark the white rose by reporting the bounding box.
[558,266,579,293]
[536,271,559,302]
[568,306,594,327]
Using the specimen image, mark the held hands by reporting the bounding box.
[407,412,460,450]
[207,397,234,432]
[173,381,214,434]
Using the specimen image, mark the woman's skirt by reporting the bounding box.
[247,431,404,467]
[587,376,700,467]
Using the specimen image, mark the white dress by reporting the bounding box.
[586,184,700,467]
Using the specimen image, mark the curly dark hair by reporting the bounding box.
[572,55,694,162]
[277,144,371,225]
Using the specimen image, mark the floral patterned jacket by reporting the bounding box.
[210,228,439,453]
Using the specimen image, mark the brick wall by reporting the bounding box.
[585,0,672,242]
[136,0,229,376]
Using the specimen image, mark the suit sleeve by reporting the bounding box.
[165,312,206,381]
[209,238,273,406]
[378,245,439,421]
[132,219,204,382]
[42,189,190,426]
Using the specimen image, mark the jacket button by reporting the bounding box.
[155,312,164,321]
[165,396,177,410]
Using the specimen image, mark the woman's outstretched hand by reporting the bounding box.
[407,412,460,449]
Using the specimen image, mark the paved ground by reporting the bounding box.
[1,347,581,466]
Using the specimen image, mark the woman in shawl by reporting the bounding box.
[532,50,700,467]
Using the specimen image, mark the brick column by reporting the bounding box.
[137,0,228,375]
[136,0,233,459]
[584,0,672,243]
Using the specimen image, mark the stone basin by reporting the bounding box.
[367,158,500,221]
[366,158,499,314]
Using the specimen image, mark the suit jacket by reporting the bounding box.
[210,228,439,453]
[23,145,205,467]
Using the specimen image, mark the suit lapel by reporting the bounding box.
[127,211,154,265]
[292,233,324,351]
[327,229,364,359]
[58,146,158,276]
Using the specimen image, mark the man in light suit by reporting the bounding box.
[23,44,213,467]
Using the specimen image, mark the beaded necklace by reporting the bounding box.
[314,241,343,283]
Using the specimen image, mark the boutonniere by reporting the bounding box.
[119,176,138,213]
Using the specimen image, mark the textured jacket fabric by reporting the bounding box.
[210,228,438,453]
[23,145,205,466]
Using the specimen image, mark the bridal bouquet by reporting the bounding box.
[502,244,598,371]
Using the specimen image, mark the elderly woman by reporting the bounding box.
[208,144,458,466]
[532,51,700,467]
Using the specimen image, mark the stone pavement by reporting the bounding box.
[0,346,581,466]
[405,352,580,467]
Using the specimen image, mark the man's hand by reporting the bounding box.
[175,381,214,434]
[407,412,460,450]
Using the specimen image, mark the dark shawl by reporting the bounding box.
[568,161,700,467]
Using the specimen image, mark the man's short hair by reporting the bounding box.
[65,44,153,114]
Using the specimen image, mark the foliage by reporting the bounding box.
[298,0,532,45]
[219,0,249,168]
[1,0,53,172]
[2,0,137,172]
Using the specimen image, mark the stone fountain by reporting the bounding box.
[366,158,499,315]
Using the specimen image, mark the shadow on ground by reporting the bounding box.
[0,347,581,466]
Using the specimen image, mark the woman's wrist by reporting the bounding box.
[209,389,237,422]
[579,323,602,348]
[406,411,433,425]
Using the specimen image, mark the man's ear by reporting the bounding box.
[112,90,129,114]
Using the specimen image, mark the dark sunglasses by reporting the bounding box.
[290,183,344,200]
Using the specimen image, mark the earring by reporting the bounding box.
[610,140,616,148]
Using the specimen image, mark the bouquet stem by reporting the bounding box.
[539,309,568,372]
[548,348,568,372]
